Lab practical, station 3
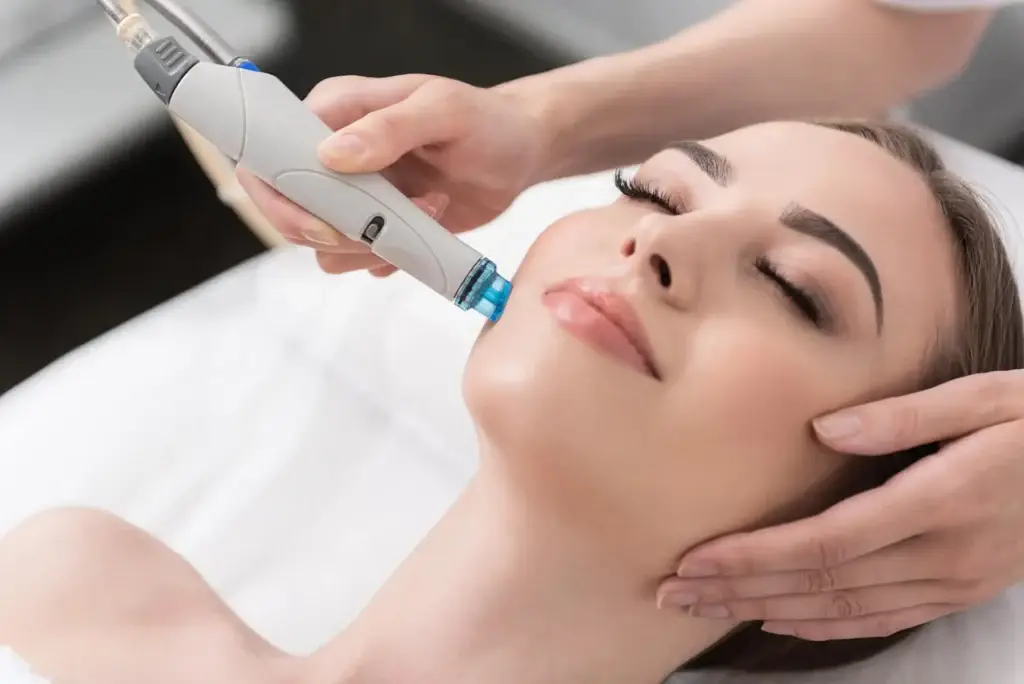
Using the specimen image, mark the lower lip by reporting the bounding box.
[542,291,653,377]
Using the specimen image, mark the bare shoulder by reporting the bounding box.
[0,507,207,639]
[0,507,288,680]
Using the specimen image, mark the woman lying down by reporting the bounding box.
[1,120,1022,683]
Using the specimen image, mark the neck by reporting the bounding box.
[306,448,735,684]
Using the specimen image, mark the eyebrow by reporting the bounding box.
[668,141,884,332]
[671,141,734,186]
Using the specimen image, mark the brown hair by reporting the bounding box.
[682,120,1024,673]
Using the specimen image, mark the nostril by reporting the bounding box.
[622,238,637,257]
[650,254,671,288]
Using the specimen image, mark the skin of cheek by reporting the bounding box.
[647,317,859,546]
[463,214,861,552]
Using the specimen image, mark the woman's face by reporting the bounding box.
[463,122,959,550]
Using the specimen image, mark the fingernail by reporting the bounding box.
[813,413,862,441]
[321,133,367,165]
[660,592,700,608]
[300,223,340,246]
[676,560,719,578]
[691,604,731,619]
[428,194,450,218]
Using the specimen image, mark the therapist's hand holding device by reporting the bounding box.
[99,0,515,322]
[238,75,551,278]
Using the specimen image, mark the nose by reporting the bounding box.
[621,213,705,308]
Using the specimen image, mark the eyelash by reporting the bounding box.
[613,169,827,330]
[614,169,687,214]
[755,257,826,328]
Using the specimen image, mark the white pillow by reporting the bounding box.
[0,134,1019,682]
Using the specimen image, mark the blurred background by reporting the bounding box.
[1,0,1023,394]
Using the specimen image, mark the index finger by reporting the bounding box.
[814,370,1024,455]
[676,472,934,577]
[304,74,433,130]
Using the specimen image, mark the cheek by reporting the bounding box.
[644,320,855,536]
[672,322,831,433]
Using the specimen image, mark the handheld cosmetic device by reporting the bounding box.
[95,0,512,321]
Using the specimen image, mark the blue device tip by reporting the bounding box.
[455,259,512,322]
[472,273,512,322]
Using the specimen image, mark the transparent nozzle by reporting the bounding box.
[114,12,156,54]
[455,259,513,322]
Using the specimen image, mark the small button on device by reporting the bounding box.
[361,214,386,244]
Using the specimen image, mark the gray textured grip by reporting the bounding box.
[166,63,482,299]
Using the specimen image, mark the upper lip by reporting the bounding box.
[546,277,660,379]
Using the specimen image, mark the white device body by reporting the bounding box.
[166,62,483,300]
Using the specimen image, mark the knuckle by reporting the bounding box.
[306,76,371,124]
[307,75,362,101]
[421,79,478,128]
[890,403,922,446]
[799,568,839,594]
[305,76,350,109]
[368,112,402,141]
[422,76,473,106]
[812,537,848,569]
[827,592,863,619]
[423,76,464,98]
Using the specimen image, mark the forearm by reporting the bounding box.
[498,0,992,180]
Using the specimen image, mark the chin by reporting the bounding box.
[463,298,658,468]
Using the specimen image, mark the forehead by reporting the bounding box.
[660,122,959,368]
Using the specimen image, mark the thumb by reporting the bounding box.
[318,81,468,173]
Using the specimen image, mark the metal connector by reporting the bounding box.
[96,0,129,23]
[97,0,240,64]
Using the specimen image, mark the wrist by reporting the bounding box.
[493,72,580,184]
[494,47,675,182]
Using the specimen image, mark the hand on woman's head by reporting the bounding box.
[463,121,964,544]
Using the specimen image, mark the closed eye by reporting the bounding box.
[755,256,832,331]
[614,169,687,215]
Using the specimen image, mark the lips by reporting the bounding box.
[542,277,660,379]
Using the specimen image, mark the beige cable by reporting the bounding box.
[170,117,288,248]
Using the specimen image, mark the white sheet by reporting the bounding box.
[0,131,1020,682]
